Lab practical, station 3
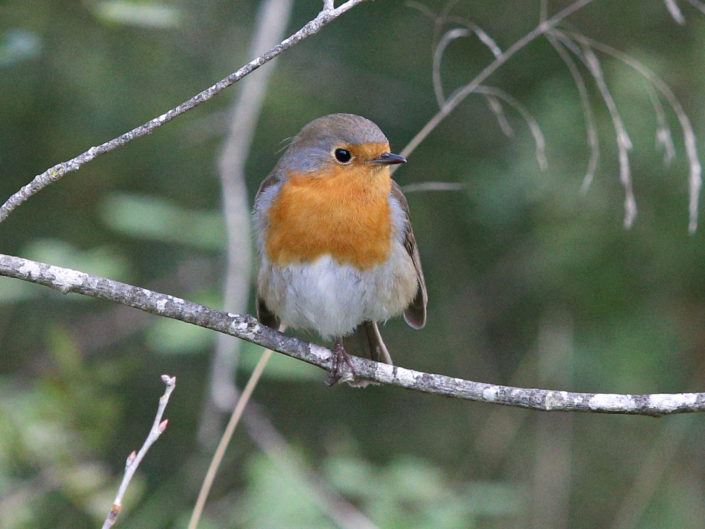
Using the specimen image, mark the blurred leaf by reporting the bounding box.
[383,456,447,501]
[42,326,123,448]
[145,290,220,354]
[100,193,224,250]
[323,456,376,497]
[21,238,130,282]
[419,499,476,529]
[92,1,182,28]
[0,375,119,527]
[239,341,321,381]
[146,316,213,354]
[323,454,521,528]
[148,315,321,378]
[460,481,525,516]
[234,453,335,529]
[47,325,84,378]
[0,29,41,68]
[61,462,111,501]
[0,276,39,304]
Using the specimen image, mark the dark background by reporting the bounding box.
[2,1,705,528]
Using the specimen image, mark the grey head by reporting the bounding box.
[274,113,390,175]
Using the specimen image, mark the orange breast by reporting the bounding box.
[265,165,392,269]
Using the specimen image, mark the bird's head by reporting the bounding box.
[275,113,406,182]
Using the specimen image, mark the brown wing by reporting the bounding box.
[256,295,281,330]
[343,321,393,364]
[254,171,283,331]
[391,181,427,329]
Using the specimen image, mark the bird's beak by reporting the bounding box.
[372,152,407,165]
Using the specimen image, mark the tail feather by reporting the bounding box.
[342,321,393,364]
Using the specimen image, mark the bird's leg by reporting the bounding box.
[327,339,357,386]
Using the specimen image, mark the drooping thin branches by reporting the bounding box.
[579,40,638,228]
[3,253,705,417]
[649,88,677,167]
[546,33,600,193]
[432,27,472,107]
[0,0,366,224]
[475,85,548,170]
[412,0,701,231]
[401,0,595,159]
[430,20,502,107]
[560,31,702,233]
[427,10,548,168]
[408,1,502,57]
[101,375,176,529]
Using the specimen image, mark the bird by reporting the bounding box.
[253,113,427,383]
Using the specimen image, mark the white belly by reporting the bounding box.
[257,246,417,339]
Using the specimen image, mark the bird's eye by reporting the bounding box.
[334,148,352,164]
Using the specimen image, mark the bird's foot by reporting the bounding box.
[327,340,357,386]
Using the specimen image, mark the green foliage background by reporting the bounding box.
[2,1,705,528]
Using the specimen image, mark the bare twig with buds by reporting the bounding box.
[100,375,176,529]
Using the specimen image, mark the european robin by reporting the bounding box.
[253,113,427,382]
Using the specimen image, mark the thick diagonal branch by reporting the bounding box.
[1,253,704,417]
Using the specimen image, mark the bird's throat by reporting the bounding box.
[265,167,393,269]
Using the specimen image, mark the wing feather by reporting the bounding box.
[391,181,427,329]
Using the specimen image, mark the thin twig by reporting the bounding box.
[540,0,549,22]
[433,28,471,106]
[429,0,461,46]
[648,88,676,166]
[577,39,638,228]
[484,94,514,136]
[0,0,366,224]
[448,16,503,57]
[407,2,501,57]
[3,253,705,417]
[664,0,686,23]
[188,350,272,529]
[685,0,705,15]
[401,181,466,193]
[431,20,503,107]
[475,85,548,170]
[101,375,176,529]
[546,32,600,192]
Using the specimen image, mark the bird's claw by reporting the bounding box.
[326,340,357,386]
